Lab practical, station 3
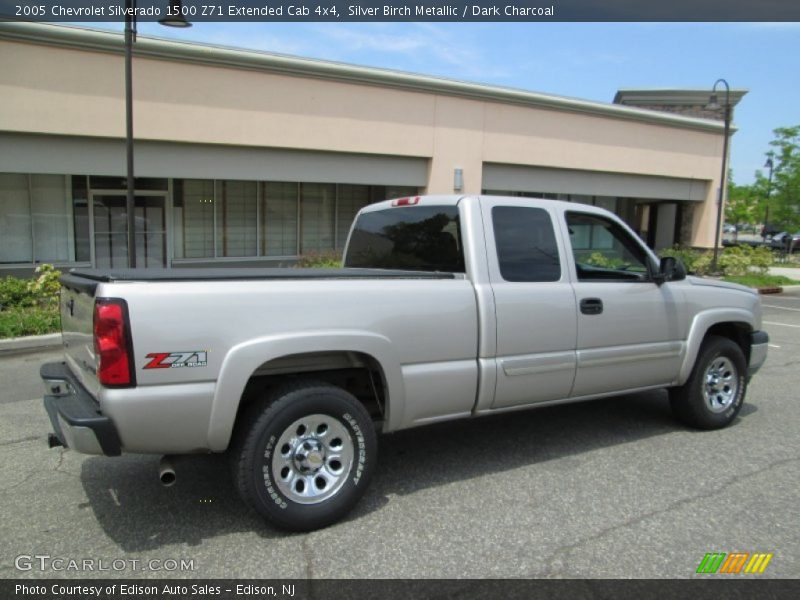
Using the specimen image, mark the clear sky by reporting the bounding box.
[77,21,800,184]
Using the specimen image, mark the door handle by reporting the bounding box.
[580,298,603,315]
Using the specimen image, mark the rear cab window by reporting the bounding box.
[492,206,561,282]
[344,204,465,272]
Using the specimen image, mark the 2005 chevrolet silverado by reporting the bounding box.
[42,195,768,530]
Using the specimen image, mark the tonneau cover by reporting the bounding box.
[61,267,456,293]
[67,267,456,282]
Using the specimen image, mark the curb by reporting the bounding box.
[0,333,61,355]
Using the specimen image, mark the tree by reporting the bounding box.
[766,126,800,233]
[726,171,759,241]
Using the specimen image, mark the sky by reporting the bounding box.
[77,21,800,184]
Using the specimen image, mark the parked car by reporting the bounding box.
[769,231,800,252]
[42,195,768,531]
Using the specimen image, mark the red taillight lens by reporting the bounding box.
[93,300,133,387]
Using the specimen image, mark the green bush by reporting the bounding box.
[660,245,712,276]
[294,252,342,269]
[0,265,63,338]
[29,264,62,301]
[0,276,36,310]
[660,245,773,277]
[585,252,627,269]
[717,245,773,277]
[0,264,62,311]
[0,306,60,338]
[718,246,751,277]
[748,246,773,275]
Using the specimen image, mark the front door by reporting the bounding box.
[564,210,685,397]
[92,193,167,268]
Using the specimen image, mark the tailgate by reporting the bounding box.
[59,275,101,399]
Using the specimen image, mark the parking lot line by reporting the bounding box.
[762,304,800,312]
[763,320,800,328]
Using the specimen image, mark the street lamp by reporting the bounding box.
[124,0,191,268]
[763,154,774,239]
[706,79,731,273]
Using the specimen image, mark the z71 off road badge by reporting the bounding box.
[143,351,208,369]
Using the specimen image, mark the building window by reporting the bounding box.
[300,183,336,254]
[217,180,257,257]
[170,179,418,262]
[0,173,32,263]
[336,184,370,250]
[72,176,90,262]
[173,179,215,259]
[261,182,298,257]
[0,172,84,265]
[31,174,71,262]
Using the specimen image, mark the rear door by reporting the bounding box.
[481,198,578,409]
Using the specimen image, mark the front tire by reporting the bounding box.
[669,336,747,430]
[231,380,377,531]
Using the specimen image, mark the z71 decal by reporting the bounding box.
[144,351,208,369]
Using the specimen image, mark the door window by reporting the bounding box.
[566,212,650,281]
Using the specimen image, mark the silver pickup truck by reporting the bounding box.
[42,195,768,530]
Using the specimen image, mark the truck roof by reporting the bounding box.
[361,194,615,215]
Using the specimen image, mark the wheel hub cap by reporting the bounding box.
[293,439,325,473]
[702,356,738,413]
[271,414,355,505]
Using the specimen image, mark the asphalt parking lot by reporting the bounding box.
[1,291,798,580]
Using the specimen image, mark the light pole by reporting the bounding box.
[763,154,774,239]
[124,0,191,268]
[706,79,731,273]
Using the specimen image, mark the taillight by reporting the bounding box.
[93,299,134,387]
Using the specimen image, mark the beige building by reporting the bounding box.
[0,22,745,274]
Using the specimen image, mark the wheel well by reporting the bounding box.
[704,322,751,363]
[235,351,388,430]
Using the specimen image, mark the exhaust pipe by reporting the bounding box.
[158,455,177,487]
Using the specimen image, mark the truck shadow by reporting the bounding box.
[79,390,754,551]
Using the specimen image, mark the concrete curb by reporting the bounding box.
[0,333,61,355]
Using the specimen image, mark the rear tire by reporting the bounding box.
[669,336,747,430]
[231,380,377,531]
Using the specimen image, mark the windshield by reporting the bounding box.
[344,205,465,272]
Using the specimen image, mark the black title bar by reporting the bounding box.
[1,0,799,22]
[4,579,800,600]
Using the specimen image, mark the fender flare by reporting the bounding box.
[676,308,756,385]
[206,330,404,451]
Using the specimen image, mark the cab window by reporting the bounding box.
[492,206,561,282]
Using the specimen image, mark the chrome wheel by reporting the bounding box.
[703,356,738,413]
[271,414,354,505]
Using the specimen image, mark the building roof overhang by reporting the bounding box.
[0,21,728,135]
[614,88,748,108]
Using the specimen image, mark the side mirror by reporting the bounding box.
[654,256,686,285]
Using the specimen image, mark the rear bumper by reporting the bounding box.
[748,330,769,378]
[41,361,121,456]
